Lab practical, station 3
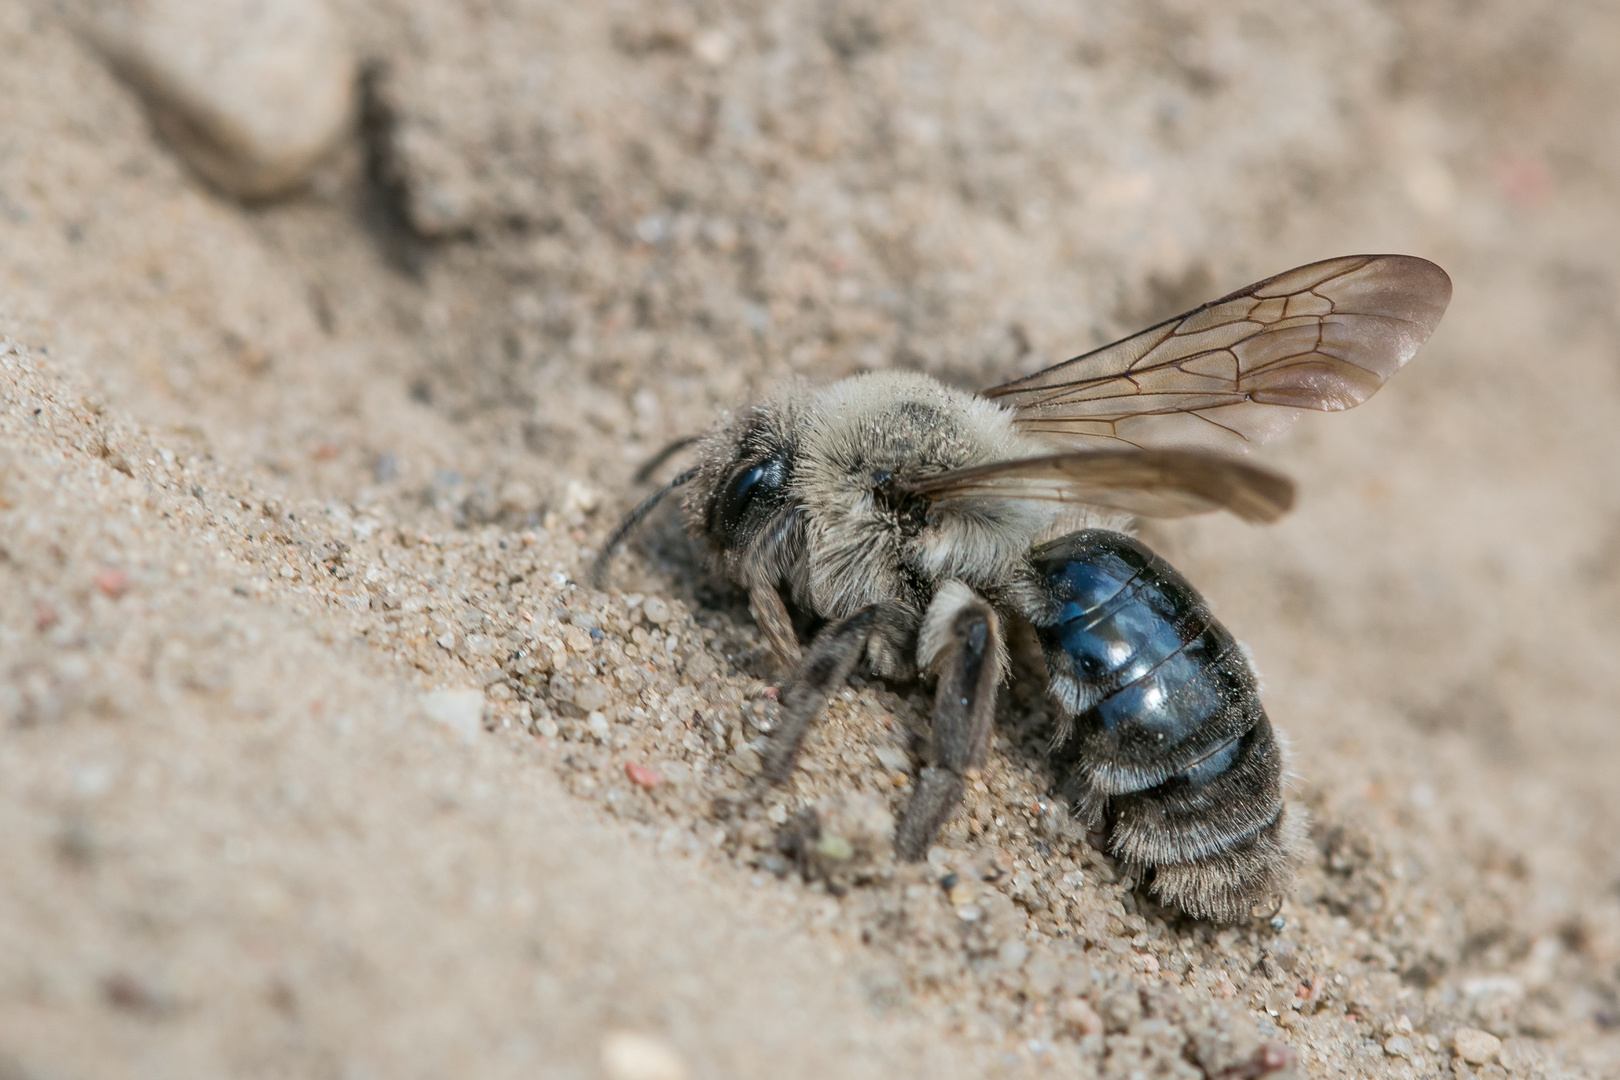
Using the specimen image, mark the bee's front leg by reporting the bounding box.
[896,583,1004,861]
[748,584,802,664]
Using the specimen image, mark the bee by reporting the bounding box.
[594,255,1451,921]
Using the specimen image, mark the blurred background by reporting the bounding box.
[3,1,1619,1077]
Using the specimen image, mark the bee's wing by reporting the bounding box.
[982,255,1452,454]
[899,451,1296,524]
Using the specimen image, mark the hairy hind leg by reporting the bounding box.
[896,583,1003,860]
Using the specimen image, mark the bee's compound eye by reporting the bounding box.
[718,458,786,536]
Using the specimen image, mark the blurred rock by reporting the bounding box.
[80,0,355,199]
[1455,1027,1502,1066]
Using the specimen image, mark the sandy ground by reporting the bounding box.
[4,1,1620,1077]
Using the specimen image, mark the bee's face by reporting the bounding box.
[699,406,798,557]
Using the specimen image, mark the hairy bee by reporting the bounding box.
[595,255,1451,921]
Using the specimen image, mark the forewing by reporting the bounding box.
[900,451,1296,524]
[983,255,1452,454]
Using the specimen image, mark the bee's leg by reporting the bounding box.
[762,608,875,782]
[748,584,802,664]
[896,584,1004,861]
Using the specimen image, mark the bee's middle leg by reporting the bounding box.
[896,584,1003,861]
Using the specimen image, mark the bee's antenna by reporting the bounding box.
[633,435,701,484]
[589,466,701,589]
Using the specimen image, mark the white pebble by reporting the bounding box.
[641,596,671,625]
[587,712,611,741]
[84,0,356,199]
[692,29,734,67]
[600,1031,688,1080]
[562,479,602,514]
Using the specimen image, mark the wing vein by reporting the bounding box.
[979,254,1451,455]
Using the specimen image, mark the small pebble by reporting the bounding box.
[573,679,610,712]
[1384,1035,1413,1058]
[548,675,576,704]
[641,596,671,625]
[1454,1027,1501,1065]
[625,762,662,788]
[1056,997,1102,1037]
[562,479,601,514]
[873,744,909,772]
[1098,990,1142,1033]
[814,835,854,862]
[1255,1044,1296,1074]
[600,1031,688,1080]
[731,745,761,775]
[94,569,129,598]
[587,712,611,741]
[531,696,563,738]
[692,28,733,66]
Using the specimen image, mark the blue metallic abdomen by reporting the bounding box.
[1030,530,1270,812]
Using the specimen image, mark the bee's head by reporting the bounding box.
[684,401,804,587]
[589,390,808,605]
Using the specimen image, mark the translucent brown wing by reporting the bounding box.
[982,255,1452,454]
[898,451,1296,524]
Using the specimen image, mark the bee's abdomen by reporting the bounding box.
[1030,529,1291,921]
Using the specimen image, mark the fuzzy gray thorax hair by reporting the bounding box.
[682,370,1127,679]
[776,372,1053,620]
